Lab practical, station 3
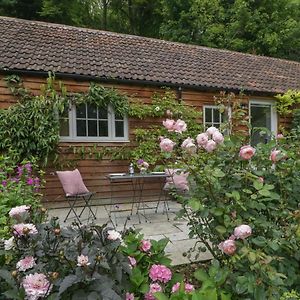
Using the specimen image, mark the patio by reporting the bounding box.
[47,200,212,266]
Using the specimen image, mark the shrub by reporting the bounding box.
[0,156,42,239]
[143,104,300,299]
[0,207,132,299]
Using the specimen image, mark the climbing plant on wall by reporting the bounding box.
[1,74,133,166]
[0,73,202,167]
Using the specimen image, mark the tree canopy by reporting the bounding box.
[0,0,299,61]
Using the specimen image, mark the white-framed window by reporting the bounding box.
[203,105,223,129]
[59,103,129,142]
[249,100,277,145]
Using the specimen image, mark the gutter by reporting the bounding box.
[0,68,277,97]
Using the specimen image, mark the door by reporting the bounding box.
[250,100,277,145]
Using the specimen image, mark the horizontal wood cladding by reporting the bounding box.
[0,73,288,206]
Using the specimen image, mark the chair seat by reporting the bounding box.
[66,191,96,198]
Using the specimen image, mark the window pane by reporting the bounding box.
[251,104,272,145]
[213,109,220,123]
[99,120,108,136]
[76,104,86,118]
[115,121,124,137]
[99,108,108,119]
[59,118,69,136]
[88,120,97,136]
[87,104,97,119]
[77,120,87,136]
[205,108,212,123]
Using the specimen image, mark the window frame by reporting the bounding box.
[203,105,223,129]
[249,99,278,137]
[59,104,129,142]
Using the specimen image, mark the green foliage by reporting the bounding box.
[0,157,42,239]
[136,95,300,298]
[74,82,130,117]
[0,209,131,299]
[130,90,203,167]
[1,74,66,165]
[121,231,173,298]
[275,90,300,116]
[1,74,133,165]
[280,290,300,300]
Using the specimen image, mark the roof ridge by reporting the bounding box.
[1,15,299,66]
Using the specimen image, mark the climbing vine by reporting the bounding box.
[1,73,202,168]
[1,73,133,166]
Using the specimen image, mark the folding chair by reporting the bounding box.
[56,169,96,224]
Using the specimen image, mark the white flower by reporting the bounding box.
[16,256,36,272]
[77,254,90,267]
[4,237,15,250]
[155,106,160,112]
[107,230,122,241]
[9,205,30,218]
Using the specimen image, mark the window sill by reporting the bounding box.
[59,138,130,143]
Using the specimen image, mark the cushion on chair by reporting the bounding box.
[164,168,189,192]
[57,169,89,196]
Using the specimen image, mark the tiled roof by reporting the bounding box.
[0,16,299,94]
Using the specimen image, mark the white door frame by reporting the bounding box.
[249,99,278,136]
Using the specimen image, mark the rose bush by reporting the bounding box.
[153,109,300,299]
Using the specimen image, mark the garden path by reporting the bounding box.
[47,200,212,265]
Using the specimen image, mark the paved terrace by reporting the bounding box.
[47,200,212,265]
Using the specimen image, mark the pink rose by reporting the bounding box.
[162,119,175,131]
[258,177,264,183]
[270,149,281,163]
[159,138,176,152]
[144,283,162,300]
[171,282,180,293]
[239,145,256,160]
[16,256,36,272]
[140,240,151,252]
[212,131,224,144]
[234,224,252,239]
[185,283,195,293]
[149,264,172,283]
[218,239,236,255]
[164,172,189,192]
[196,133,209,147]
[126,292,135,300]
[276,133,284,139]
[77,254,90,267]
[206,126,219,136]
[128,256,136,267]
[22,273,52,300]
[204,140,217,152]
[173,119,187,133]
[181,137,197,154]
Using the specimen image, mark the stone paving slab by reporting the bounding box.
[47,201,212,266]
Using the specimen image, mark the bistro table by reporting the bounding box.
[106,172,169,226]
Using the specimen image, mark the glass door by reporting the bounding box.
[250,101,277,145]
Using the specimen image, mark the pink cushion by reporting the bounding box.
[57,169,89,196]
[164,168,189,192]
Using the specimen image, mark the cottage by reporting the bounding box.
[0,16,299,205]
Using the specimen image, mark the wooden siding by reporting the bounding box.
[0,73,282,207]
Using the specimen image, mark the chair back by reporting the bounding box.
[57,169,89,197]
